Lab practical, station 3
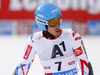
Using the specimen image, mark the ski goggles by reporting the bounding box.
[48,16,62,27]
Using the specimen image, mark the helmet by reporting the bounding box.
[35,2,62,31]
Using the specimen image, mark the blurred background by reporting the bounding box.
[0,0,100,75]
[0,0,100,36]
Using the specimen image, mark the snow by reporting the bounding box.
[0,35,100,75]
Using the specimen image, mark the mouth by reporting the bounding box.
[56,29,60,33]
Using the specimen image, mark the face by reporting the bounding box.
[47,24,61,37]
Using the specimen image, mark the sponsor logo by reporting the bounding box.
[9,0,100,15]
[65,68,77,75]
[37,14,44,18]
[36,17,48,25]
[36,35,41,40]
[51,8,59,13]
[68,60,75,65]
[54,68,77,75]
[23,44,32,60]
[73,46,83,56]
[44,66,51,69]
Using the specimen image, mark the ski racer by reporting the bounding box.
[13,2,94,75]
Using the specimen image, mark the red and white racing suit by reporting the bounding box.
[13,29,93,75]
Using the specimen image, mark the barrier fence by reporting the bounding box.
[0,20,100,36]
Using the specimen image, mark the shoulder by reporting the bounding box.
[62,28,73,34]
[62,28,82,40]
[30,31,43,41]
[62,28,73,37]
[71,30,82,41]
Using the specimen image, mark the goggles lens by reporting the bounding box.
[49,17,62,27]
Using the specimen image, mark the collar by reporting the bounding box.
[42,29,62,40]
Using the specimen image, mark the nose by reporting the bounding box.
[55,24,60,30]
[56,24,60,28]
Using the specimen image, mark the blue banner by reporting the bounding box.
[61,20,73,29]
[32,22,41,33]
[0,21,13,35]
[88,21,100,35]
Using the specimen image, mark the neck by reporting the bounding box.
[43,31,55,39]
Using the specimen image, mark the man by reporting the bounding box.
[13,2,93,75]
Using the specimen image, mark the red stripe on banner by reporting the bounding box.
[0,0,100,20]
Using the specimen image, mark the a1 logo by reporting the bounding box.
[51,41,66,58]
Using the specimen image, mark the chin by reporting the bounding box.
[56,33,60,37]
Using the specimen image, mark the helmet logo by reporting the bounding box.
[51,8,59,13]
[37,14,44,18]
[36,17,48,25]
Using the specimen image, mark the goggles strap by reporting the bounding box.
[36,17,48,25]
